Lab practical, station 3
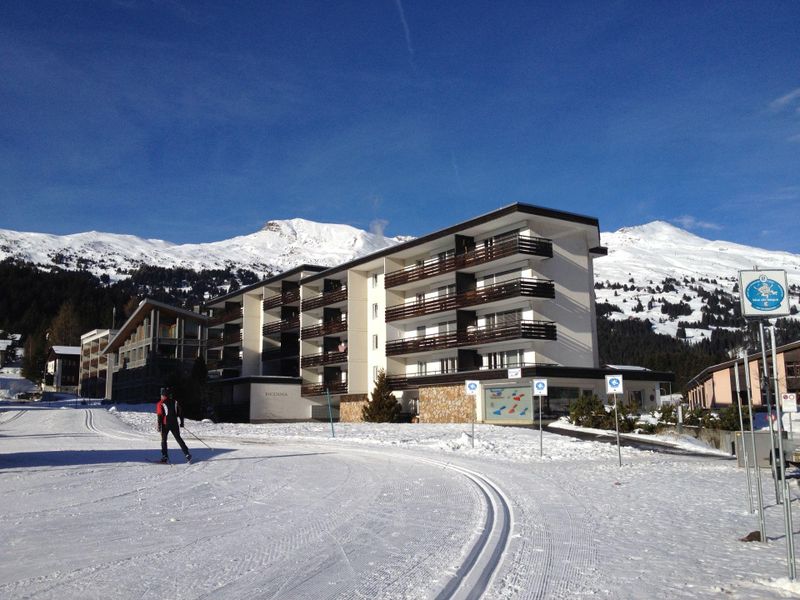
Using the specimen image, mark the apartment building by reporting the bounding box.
[79,329,117,399]
[103,299,207,402]
[298,203,672,422]
[202,265,329,421]
[687,339,800,410]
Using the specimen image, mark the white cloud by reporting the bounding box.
[671,215,722,231]
[769,87,800,112]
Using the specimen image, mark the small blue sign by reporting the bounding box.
[745,276,786,312]
[609,377,620,388]
[535,381,546,392]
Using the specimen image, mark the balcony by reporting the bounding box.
[301,286,348,311]
[385,278,555,322]
[207,306,243,326]
[206,357,242,370]
[300,350,348,368]
[263,317,300,336]
[384,234,552,288]
[207,331,242,349]
[263,289,300,310]
[301,381,348,396]
[300,317,348,340]
[385,320,556,356]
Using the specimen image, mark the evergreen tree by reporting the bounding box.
[48,302,82,346]
[362,369,401,423]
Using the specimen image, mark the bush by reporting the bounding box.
[568,394,614,429]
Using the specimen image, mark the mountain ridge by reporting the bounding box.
[2,218,798,339]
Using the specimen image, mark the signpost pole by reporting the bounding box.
[532,379,548,459]
[538,394,543,458]
[741,350,767,541]
[613,393,622,467]
[770,326,796,579]
[759,320,782,504]
[325,388,335,438]
[733,359,754,514]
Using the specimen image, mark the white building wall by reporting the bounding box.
[241,292,263,377]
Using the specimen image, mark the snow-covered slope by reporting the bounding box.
[593,221,800,337]
[0,218,411,278]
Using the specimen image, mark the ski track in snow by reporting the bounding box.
[4,403,800,599]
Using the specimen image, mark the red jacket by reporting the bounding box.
[156,396,184,430]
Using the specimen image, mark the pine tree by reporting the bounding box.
[362,369,401,423]
[48,302,82,346]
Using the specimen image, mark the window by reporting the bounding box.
[417,361,428,376]
[372,334,379,349]
[485,309,522,328]
[372,303,379,319]
[372,273,379,288]
[373,366,379,380]
[416,325,426,338]
[484,349,525,369]
[440,357,457,373]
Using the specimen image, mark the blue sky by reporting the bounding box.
[1,1,799,252]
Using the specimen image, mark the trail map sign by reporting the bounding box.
[483,386,533,423]
[739,270,790,318]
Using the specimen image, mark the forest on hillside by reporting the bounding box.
[2,259,799,393]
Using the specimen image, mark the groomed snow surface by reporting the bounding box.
[2,402,800,599]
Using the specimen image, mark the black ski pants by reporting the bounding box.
[161,424,189,457]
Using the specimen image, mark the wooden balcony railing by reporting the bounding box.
[300,317,348,339]
[301,286,348,311]
[385,320,556,356]
[207,306,243,326]
[206,358,242,370]
[385,278,555,322]
[263,317,300,336]
[301,381,348,396]
[300,350,348,368]
[263,289,301,310]
[384,234,552,288]
[207,331,242,349]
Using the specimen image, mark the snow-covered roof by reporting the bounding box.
[50,346,81,355]
[0,340,12,351]
[604,364,651,371]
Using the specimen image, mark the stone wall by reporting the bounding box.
[419,385,475,423]
[339,393,369,422]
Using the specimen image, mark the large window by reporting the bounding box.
[483,349,525,369]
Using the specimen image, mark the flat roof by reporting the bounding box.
[301,202,602,283]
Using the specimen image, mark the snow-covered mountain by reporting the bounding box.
[594,221,800,337]
[1,217,798,339]
[0,218,411,279]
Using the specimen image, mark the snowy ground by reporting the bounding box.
[3,402,800,599]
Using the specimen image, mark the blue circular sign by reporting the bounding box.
[745,275,785,312]
[609,377,621,388]
[535,381,546,391]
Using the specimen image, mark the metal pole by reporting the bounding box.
[614,393,622,467]
[734,360,754,514]
[770,326,796,579]
[325,388,335,438]
[539,394,543,458]
[759,320,781,504]
[742,349,766,541]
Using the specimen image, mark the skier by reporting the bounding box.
[156,387,191,463]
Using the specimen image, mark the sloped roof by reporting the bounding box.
[103,298,207,355]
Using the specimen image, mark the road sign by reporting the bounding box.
[739,270,790,318]
[781,393,797,413]
[532,378,548,396]
[465,380,479,396]
[605,374,624,395]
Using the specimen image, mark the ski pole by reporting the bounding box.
[183,425,213,451]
